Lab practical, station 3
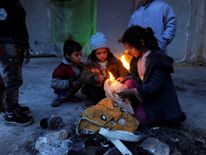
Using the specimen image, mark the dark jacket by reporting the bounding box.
[82,54,129,85]
[0,0,29,49]
[130,51,185,123]
[80,53,129,104]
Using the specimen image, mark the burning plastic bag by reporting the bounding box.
[104,79,134,114]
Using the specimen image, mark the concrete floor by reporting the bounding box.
[0,58,206,154]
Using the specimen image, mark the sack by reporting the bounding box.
[76,98,141,155]
[77,97,139,134]
[104,79,134,114]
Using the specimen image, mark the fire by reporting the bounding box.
[108,71,115,80]
[120,55,130,70]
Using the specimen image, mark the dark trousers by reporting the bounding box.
[81,84,105,104]
[0,76,4,112]
[0,44,24,112]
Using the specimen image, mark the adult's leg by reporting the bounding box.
[0,44,23,112]
[0,44,32,126]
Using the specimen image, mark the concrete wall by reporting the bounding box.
[21,0,190,60]
[96,0,133,54]
[164,0,189,60]
[96,0,190,60]
[21,0,58,55]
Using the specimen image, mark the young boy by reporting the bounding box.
[51,39,83,107]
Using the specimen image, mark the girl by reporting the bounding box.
[81,32,129,104]
[51,39,83,107]
[118,26,186,126]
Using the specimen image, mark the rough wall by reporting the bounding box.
[21,0,205,63]
[97,0,191,59]
[96,0,133,54]
[21,0,134,56]
[21,0,58,55]
[164,0,189,60]
[182,0,206,64]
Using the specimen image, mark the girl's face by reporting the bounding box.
[66,51,82,64]
[124,44,140,58]
[95,48,108,62]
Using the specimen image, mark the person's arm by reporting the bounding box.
[79,66,103,87]
[79,66,94,85]
[51,65,71,90]
[118,61,167,103]
[51,78,70,90]
[160,4,177,49]
[128,13,135,27]
[137,69,166,101]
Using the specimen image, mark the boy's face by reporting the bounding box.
[67,51,82,64]
[95,48,108,62]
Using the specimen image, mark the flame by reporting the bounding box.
[108,71,115,80]
[120,55,130,70]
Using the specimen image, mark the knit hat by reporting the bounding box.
[90,32,108,51]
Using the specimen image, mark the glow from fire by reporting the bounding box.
[108,71,115,80]
[120,55,130,70]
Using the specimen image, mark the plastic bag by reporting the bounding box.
[104,79,134,114]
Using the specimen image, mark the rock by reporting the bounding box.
[140,137,170,155]
[35,129,72,155]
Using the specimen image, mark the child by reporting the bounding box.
[51,39,83,107]
[118,25,186,127]
[81,32,129,104]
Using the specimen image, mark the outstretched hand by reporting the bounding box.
[93,75,104,87]
[116,77,125,83]
[118,89,134,98]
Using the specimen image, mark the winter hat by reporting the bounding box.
[90,32,108,51]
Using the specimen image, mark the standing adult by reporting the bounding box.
[0,0,33,126]
[128,0,176,52]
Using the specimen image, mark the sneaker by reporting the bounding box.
[51,99,62,107]
[15,104,30,114]
[4,110,33,127]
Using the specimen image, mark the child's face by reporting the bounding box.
[95,48,108,62]
[66,51,82,64]
[124,44,140,58]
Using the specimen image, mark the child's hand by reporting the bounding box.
[93,75,104,87]
[118,89,134,98]
[116,77,125,83]
[70,79,82,88]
